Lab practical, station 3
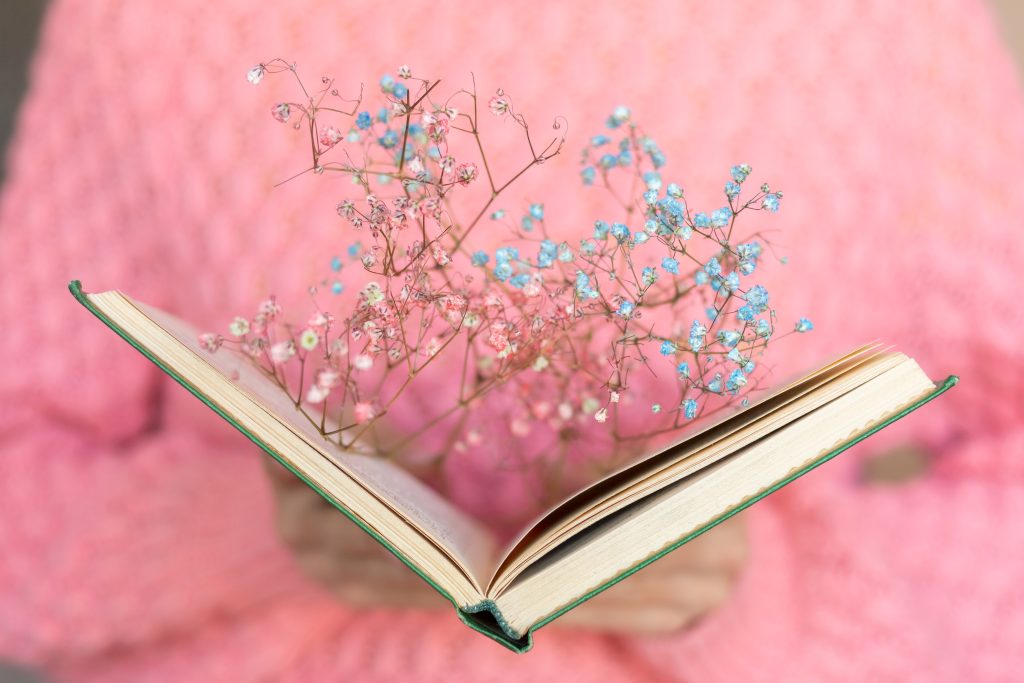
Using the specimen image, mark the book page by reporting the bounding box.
[126,296,498,588]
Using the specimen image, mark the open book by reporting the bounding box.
[70,280,956,652]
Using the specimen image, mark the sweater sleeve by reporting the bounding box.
[0,1,306,664]
[0,0,173,444]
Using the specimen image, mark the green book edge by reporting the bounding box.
[70,279,958,653]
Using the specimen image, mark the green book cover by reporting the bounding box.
[69,279,958,653]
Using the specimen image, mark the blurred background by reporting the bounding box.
[2,1,1024,683]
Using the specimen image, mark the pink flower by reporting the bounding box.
[270,340,295,364]
[271,103,290,123]
[487,322,509,353]
[354,401,376,424]
[319,126,343,148]
[455,162,478,186]
[258,297,281,321]
[198,333,223,353]
[315,367,342,389]
[431,243,451,266]
[306,384,330,404]
[308,311,334,332]
[424,112,449,142]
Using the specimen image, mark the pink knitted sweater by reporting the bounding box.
[2,0,1024,680]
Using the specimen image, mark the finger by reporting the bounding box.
[559,602,703,636]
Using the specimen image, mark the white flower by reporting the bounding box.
[362,282,385,306]
[594,408,608,423]
[397,64,411,79]
[532,356,549,372]
[558,402,573,420]
[228,317,250,336]
[610,391,620,403]
[246,65,265,85]
[299,329,319,351]
[353,354,373,371]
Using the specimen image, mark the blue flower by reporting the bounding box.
[762,193,781,212]
[795,317,814,333]
[695,270,710,286]
[617,300,636,318]
[726,368,748,394]
[331,281,344,295]
[491,209,506,220]
[575,271,599,299]
[677,361,690,378]
[617,151,633,167]
[725,181,741,199]
[537,240,557,268]
[666,183,684,198]
[707,372,724,393]
[683,399,698,419]
[557,243,574,262]
[392,82,408,99]
[756,319,772,338]
[661,257,679,275]
[711,207,732,228]
[379,74,395,93]
[471,251,490,267]
[606,105,631,129]
[581,166,596,186]
[718,329,741,348]
[356,111,373,130]
[730,164,751,183]
[643,171,662,191]
[610,223,631,243]
[529,203,545,221]
[737,305,755,321]
[745,285,769,312]
[694,212,711,228]
[590,134,611,146]
[594,220,610,239]
[494,262,513,281]
[347,243,362,257]
[660,340,677,356]
[581,239,598,256]
[704,258,722,278]
[378,130,399,149]
[643,189,658,205]
[689,320,707,352]
[642,267,658,286]
[599,153,617,169]
[521,215,534,232]
[330,256,343,272]
[509,273,530,289]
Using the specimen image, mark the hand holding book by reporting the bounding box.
[265,450,748,634]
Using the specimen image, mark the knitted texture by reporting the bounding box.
[1,0,1023,680]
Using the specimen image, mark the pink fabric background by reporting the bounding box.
[2,0,1023,680]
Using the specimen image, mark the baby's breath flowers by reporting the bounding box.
[203,61,813,476]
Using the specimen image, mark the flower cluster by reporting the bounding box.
[208,61,812,475]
